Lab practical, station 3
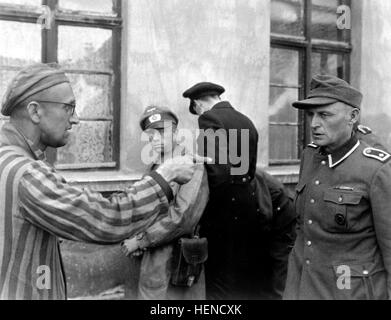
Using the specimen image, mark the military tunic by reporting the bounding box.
[284,135,391,300]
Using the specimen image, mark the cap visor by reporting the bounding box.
[292,97,338,109]
[145,121,171,130]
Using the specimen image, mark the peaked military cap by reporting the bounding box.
[292,74,363,110]
[183,82,225,115]
[139,105,179,131]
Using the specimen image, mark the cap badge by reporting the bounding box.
[149,114,161,123]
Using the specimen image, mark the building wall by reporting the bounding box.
[352,0,391,149]
[63,0,271,299]
[121,0,271,172]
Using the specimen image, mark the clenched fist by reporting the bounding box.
[156,154,211,185]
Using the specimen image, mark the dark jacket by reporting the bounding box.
[197,101,295,299]
[252,169,297,299]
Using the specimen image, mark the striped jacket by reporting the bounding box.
[0,123,173,300]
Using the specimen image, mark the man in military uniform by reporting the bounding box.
[284,74,391,300]
[183,82,296,300]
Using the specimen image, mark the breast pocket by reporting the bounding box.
[323,190,364,233]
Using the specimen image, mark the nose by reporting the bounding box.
[310,114,321,129]
[70,111,80,125]
[151,131,162,142]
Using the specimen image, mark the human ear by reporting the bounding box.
[350,108,360,125]
[26,102,42,124]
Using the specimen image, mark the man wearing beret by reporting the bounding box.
[0,64,208,300]
[183,82,266,300]
[284,74,391,300]
[122,106,209,300]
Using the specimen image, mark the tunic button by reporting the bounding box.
[308,220,313,225]
[310,199,315,204]
[315,180,320,185]
[232,198,235,202]
[363,270,369,276]
[321,161,327,166]
[338,196,343,203]
[277,207,281,212]
[243,178,247,183]
[335,214,346,226]
[307,241,312,247]
[306,260,311,265]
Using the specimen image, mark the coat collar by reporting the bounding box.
[211,101,233,111]
[0,122,46,161]
[318,135,360,168]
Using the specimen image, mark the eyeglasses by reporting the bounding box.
[35,100,77,116]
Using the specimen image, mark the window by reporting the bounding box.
[0,0,122,170]
[269,0,351,165]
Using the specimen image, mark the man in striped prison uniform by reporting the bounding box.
[0,64,205,300]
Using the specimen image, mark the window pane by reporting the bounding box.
[311,52,346,78]
[57,121,113,165]
[58,0,116,16]
[269,125,299,160]
[271,0,304,36]
[67,73,112,118]
[269,87,299,123]
[59,26,112,71]
[312,0,350,41]
[0,20,41,66]
[0,0,41,6]
[270,47,299,86]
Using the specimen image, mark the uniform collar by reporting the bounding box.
[319,135,360,168]
[0,122,46,161]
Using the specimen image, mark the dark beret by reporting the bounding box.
[1,63,70,116]
[139,105,179,131]
[183,82,225,115]
[292,74,363,110]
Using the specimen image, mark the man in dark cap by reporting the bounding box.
[284,74,391,300]
[183,82,297,300]
[122,105,209,300]
[0,64,209,300]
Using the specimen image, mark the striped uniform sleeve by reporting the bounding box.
[137,165,209,249]
[18,161,172,244]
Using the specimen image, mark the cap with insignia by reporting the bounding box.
[292,74,363,110]
[139,106,179,131]
[183,82,225,115]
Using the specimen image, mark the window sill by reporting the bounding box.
[61,170,143,192]
[60,164,300,193]
[262,164,300,185]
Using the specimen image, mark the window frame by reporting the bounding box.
[0,0,122,170]
[269,0,352,165]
